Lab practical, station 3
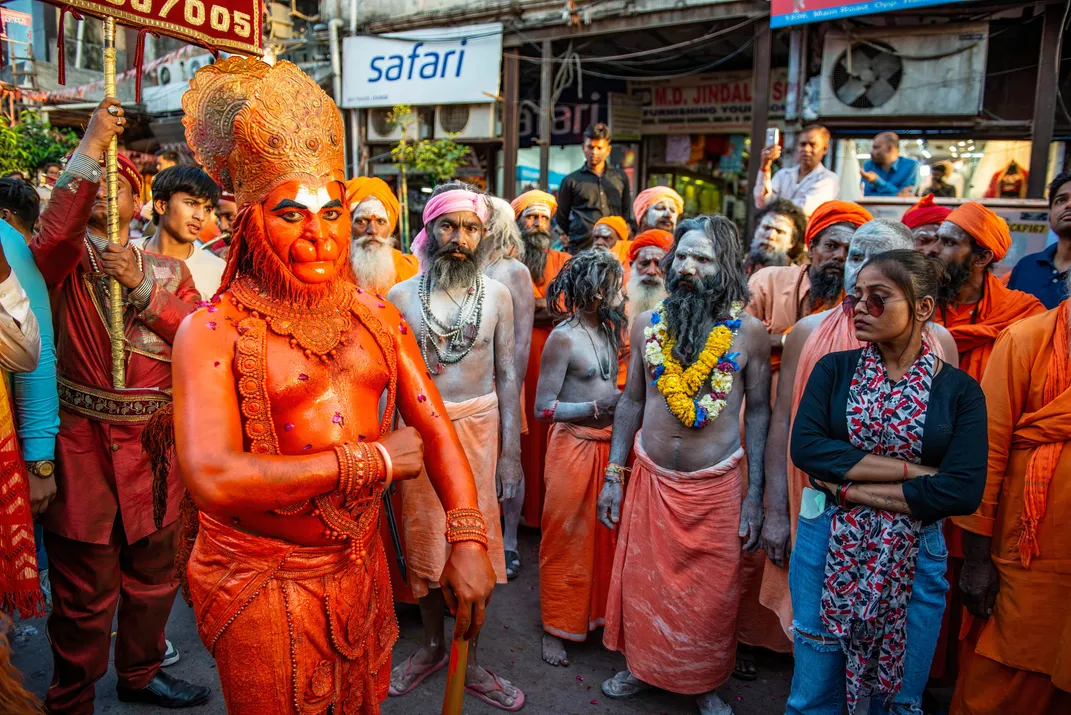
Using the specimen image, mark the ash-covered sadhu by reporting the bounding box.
[163,58,496,715]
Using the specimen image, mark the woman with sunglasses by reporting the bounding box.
[785,249,988,715]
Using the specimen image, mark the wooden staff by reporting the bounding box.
[102,17,125,388]
[441,637,469,715]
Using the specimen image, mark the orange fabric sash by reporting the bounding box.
[539,423,616,642]
[942,272,1044,381]
[1013,304,1071,567]
[0,370,42,618]
[603,435,745,694]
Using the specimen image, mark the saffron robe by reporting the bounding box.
[400,392,507,596]
[603,435,745,694]
[520,248,571,525]
[539,423,616,641]
[747,264,841,373]
[950,305,1071,712]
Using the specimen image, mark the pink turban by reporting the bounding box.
[411,189,490,259]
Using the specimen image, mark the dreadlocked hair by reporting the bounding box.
[547,248,626,355]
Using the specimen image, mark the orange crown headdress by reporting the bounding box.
[181,58,345,207]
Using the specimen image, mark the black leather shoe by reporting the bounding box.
[117,671,211,708]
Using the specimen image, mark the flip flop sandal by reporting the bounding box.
[388,652,448,697]
[601,671,650,700]
[504,550,521,580]
[464,670,525,711]
[732,658,758,681]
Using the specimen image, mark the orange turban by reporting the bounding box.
[901,194,952,230]
[345,177,400,232]
[511,190,557,219]
[628,229,673,263]
[633,186,683,225]
[594,216,629,241]
[804,201,873,246]
[946,201,1012,261]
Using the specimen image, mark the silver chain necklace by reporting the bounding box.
[418,272,485,374]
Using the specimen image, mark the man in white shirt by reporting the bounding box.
[138,166,225,300]
[754,125,839,218]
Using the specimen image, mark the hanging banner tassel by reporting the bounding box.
[56,8,83,87]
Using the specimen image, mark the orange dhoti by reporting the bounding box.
[187,513,397,714]
[603,435,745,694]
[400,392,507,596]
[520,325,553,525]
[539,423,617,641]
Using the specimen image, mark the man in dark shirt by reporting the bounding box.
[1007,171,1071,309]
[555,123,634,253]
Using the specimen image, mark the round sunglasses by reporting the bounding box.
[842,293,908,318]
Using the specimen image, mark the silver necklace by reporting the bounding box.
[579,319,613,381]
[418,272,485,374]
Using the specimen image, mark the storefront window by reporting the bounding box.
[835,137,1067,201]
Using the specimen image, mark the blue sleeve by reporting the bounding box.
[789,355,869,482]
[901,375,988,522]
[0,224,59,461]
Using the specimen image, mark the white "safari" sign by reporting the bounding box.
[341,22,502,109]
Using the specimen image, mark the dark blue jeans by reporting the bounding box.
[786,505,948,715]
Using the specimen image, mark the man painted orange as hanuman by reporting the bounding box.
[157,58,496,714]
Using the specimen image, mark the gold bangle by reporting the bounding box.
[334,444,352,495]
[445,507,488,548]
[373,441,393,491]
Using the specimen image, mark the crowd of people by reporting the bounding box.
[0,58,1065,715]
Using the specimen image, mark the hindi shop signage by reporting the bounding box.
[45,0,263,56]
[629,68,789,134]
[341,22,502,109]
[771,0,969,29]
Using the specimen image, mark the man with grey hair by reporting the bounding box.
[484,196,535,580]
[757,218,959,644]
[861,132,919,197]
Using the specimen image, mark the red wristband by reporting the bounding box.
[903,461,908,481]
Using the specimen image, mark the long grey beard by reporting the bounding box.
[521,228,551,283]
[350,238,396,295]
[663,274,730,365]
[627,273,667,331]
[430,254,483,293]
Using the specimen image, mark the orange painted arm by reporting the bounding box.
[172,307,340,515]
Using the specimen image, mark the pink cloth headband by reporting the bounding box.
[412,189,488,259]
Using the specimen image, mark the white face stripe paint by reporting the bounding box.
[292,185,333,213]
[522,203,552,219]
[352,197,388,220]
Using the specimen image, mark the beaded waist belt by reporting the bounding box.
[58,376,172,424]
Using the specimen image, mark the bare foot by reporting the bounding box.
[465,665,523,711]
[601,670,651,699]
[541,633,569,666]
[696,690,733,715]
[388,645,448,696]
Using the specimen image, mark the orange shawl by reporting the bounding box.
[941,272,1044,381]
[0,372,42,618]
[1014,303,1070,567]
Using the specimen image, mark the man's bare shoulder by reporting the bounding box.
[738,312,769,341]
[385,274,419,306]
[174,295,240,363]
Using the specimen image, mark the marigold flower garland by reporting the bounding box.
[643,301,743,428]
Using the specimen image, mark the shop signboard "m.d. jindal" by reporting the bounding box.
[341,22,502,109]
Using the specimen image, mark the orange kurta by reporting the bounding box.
[539,423,617,641]
[392,249,419,286]
[950,305,1071,713]
[609,239,632,269]
[603,435,745,695]
[746,264,841,372]
[520,249,571,526]
[400,393,507,596]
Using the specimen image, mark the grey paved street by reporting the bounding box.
[12,529,792,714]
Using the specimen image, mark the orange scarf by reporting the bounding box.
[0,372,42,618]
[942,272,1044,380]
[1015,304,1070,567]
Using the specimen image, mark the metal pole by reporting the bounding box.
[502,49,519,199]
[745,20,773,243]
[1027,3,1062,198]
[538,39,552,191]
[103,17,125,388]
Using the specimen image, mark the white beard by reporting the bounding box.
[350,238,396,295]
[626,271,667,331]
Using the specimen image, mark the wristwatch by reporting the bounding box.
[25,460,55,479]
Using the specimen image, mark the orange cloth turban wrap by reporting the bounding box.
[594,216,629,241]
[901,194,952,230]
[345,177,400,233]
[804,201,873,246]
[946,201,1012,261]
[628,229,674,263]
[633,186,683,225]
[511,190,558,219]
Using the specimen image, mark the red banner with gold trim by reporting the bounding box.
[47,0,263,56]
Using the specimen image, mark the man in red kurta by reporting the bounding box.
[31,100,208,713]
[919,200,1046,682]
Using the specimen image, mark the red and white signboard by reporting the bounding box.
[47,0,263,56]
